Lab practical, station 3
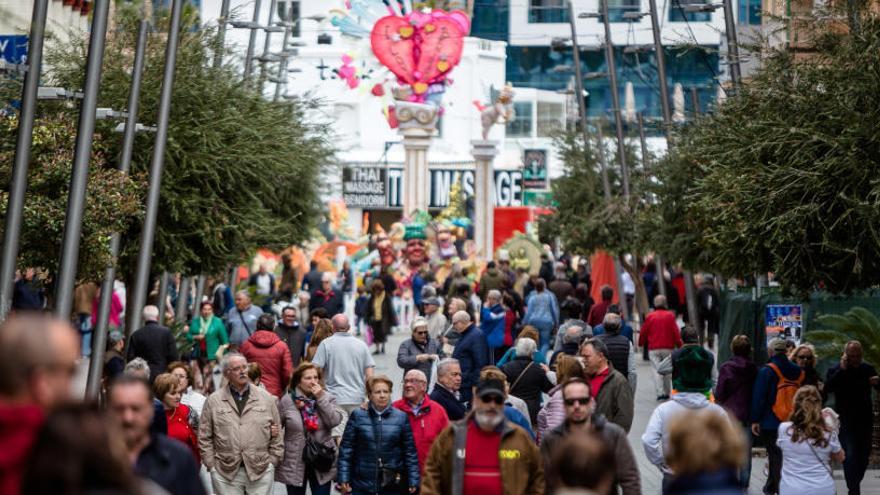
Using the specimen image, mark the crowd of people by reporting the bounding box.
[0,255,878,495]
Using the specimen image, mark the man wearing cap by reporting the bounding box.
[397,317,443,382]
[421,378,544,495]
[750,337,804,495]
[423,296,447,341]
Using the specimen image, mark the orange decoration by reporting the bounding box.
[413,82,428,94]
[437,60,450,72]
[424,23,436,33]
[399,25,414,38]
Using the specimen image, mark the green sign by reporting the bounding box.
[523,190,555,207]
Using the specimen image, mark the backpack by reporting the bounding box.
[768,363,805,421]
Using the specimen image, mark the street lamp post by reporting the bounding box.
[87,18,151,400]
[55,0,112,319]
[127,0,185,336]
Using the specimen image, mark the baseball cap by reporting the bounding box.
[475,378,506,401]
[423,296,441,307]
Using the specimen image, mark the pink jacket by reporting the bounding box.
[536,384,566,442]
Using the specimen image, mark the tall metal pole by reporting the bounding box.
[273,7,294,101]
[54,0,112,319]
[213,0,232,68]
[721,0,742,91]
[599,0,630,198]
[191,274,207,315]
[175,276,191,323]
[87,18,149,400]
[127,0,184,336]
[596,121,630,321]
[567,1,591,156]
[637,114,666,298]
[258,0,278,89]
[648,0,700,327]
[0,0,51,320]
[243,0,263,80]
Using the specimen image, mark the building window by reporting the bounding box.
[668,0,711,22]
[536,101,565,137]
[277,1,301,36]
[739,0,761,25]
[529,0,569,23]
[605,0,642,22]
[471,0,510,41]
[507,102,534,137]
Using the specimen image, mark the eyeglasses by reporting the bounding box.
[795,354,812,361]
[564,397,591,406]
[480,394,505,405]
[413,330,428,335]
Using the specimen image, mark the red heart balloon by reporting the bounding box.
[370,16,417,85]
[416,17,464,85]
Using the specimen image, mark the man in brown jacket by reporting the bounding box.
[540,378,641,495]
[421,378,544,495]
[581,338,634,432]
[199,352,283,495]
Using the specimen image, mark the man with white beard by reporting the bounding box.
[421,378,545,495]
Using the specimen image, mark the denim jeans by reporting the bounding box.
[286,465,331,495]
[759,428,781,495]
[530,319,554,355]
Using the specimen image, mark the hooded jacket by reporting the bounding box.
[714,355,758,424]
[240,330,293,397]
[393,396,450,468]
[641,392,728,474]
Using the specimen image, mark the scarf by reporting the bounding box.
[294,393,320,431]
[198,316,211,335]
[372,291,385,321]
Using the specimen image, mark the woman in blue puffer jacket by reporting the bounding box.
[337,375,420,494]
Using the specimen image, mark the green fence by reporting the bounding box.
[718,289,880,366]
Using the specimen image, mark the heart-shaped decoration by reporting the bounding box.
[423,23,436,33]
[370,16,417,84]
[415,17,464,84]
[399,25,414,38]
[412,82,428,94]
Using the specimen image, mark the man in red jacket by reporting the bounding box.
[638,294,683,401]
[240,313,293,397]
[393,369,449,470]
[0,314,80,495]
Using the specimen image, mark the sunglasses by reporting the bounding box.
[413,330,428,335]
[795,354,812,360]
[480,394,505,405]
[564,397,591,406]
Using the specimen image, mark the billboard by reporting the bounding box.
[765,304,803,345]
[522,149,548,189]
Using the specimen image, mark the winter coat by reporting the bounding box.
[641,392,728,474]
[638,309,683,350]
[421,414,545,495]
[367,292,396,344]
[750,354,803,431]
[275,388,343,486]
[536,384,566,442]
[479,268,505,300]
[274,322,307,367]
[540,415,642,495]
[429,384,467,420]
[127,321,178,382]
[187,315,228,361]
[199,384,284,482]
[594,368,635,433]
[240,330,294,398]
[451,324,491,403]
[135,433,205,495]
[309,289,343,317]
[714,355,758,424]
[0,404,44,495]
[480,303,507,349]
[397,337,444,382]
[393,397,450,468]
[337,405,421,493]
[501,356,554,424]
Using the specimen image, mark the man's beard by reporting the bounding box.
[475,409,504,429]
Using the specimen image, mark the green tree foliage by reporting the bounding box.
[653,14,880,293]
[46,4,333,278]
[809,307,880,366]
[0,110,146,282]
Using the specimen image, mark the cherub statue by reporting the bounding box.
[474,83,516,140]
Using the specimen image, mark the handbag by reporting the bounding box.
[302,434,336,472]
[378,458,407,494]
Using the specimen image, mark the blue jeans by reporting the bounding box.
[77,314,92,357]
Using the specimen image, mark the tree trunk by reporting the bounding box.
[619,254,649,322]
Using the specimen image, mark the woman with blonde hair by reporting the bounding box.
[777,386,844,495]
[790,343,824,391]
[665,409,745,494]
[305,318,334,362]
[537,355,585,441]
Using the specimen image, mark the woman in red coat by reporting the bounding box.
[153,373,200,463]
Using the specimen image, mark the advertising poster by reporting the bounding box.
[765,304,803,345]
[522,149,547,189]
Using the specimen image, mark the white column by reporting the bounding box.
[471,140,499,261]
[396,101,437,215]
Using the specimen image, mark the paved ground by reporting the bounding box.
[74,327,880,494]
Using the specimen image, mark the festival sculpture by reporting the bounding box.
[474,83,516,140]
